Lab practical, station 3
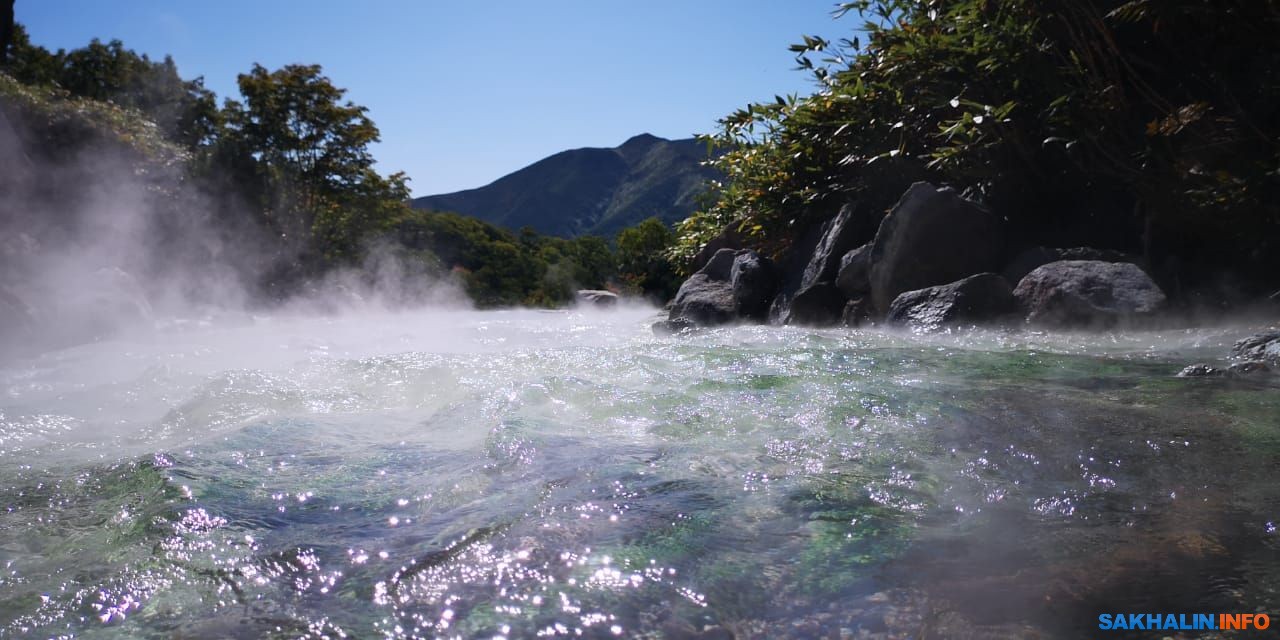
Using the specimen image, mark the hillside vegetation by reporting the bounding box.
[678,0,1280,299]
[412,133,718,238]
[0,21,681,314]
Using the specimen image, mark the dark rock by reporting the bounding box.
[730,250,778,320]
[700,247,738,282]
[1013,260,1167,328]
[801,203,873,290]
[835,243,872,298]
[1002,246,1138,285]
[767,222,827,324]
[769,203,868,324]
[667,247,779,326]
[886,273,1016,331]
[652,317,697,336]
[1228,360,1272,376]
[574,289,617,308]
[667,274,736,326]
[842,297,871,327]
[690,223,746,274]
[1231,331,1280,363]
[869,182,1007,312]
[1177,361,1272,378]
[1176,364,1226,378]
[787,282,847,327]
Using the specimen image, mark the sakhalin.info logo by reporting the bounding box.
[1097,613,1270,631]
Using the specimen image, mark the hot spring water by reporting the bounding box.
[1,308,1277,638]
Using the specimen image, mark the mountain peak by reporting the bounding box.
[620,132,664,149]
[412,134,718,238]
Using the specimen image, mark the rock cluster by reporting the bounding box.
[663,181,1174,333]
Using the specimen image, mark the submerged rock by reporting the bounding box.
[842,297,872,327]
[651,317,697,336]
[1012,260,1166,328]
[1231,331,1280,363]
[1177,361,1272,378]
[1176,363,1226,378]
[1229,361,1272,376]
[886,273,1016,331]
[575,289,618,308]
[869,182,1007,313]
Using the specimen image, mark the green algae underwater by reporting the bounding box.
[1,308,1277,639]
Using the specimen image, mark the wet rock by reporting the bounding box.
[835,243,872,298]
[1228,360,1272,376]
[869,182,1007,313]
[801,203,875,290]
[1002,246,1138,285]
[575,289,617,308]
[1177,360,1271,379]
[1012,260,1166,328]
[660,619,735,640]
[886,273,1016,331]
[668,249,739,326]
[1176,363,1226,378]
[730,250,779,320]
[767,222,827,324]
[690,223,746,274]
[668,273,737,326]
[770,203,872,325]
[1231,331,1280,363]
[842,297,872,327]
[787,282,847,327]
[700,247,738,281]
[668,248,778,327]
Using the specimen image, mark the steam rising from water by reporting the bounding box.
[2,307,1278,638]
[0,106,472,360]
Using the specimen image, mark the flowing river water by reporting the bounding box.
[1,307,1277,639]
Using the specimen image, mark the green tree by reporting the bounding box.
[221,63,399,263]
[617,217,678,300]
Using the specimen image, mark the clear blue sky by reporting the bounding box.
[16,1,852,196]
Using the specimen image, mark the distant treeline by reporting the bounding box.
[0,20,680,307]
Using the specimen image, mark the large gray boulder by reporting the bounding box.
[799,203,872,290]
[887,273,1017,331]
[730,250,778,320]
[766,223,826,324]
[1002,246,1139,284]
[770,203,870,325]
[1231,331,1280,363]
[668,248,776,327]
[689,223,746,274]
[788,283,847,327]
[575,290,618,308]
[869,183,1007,313]
[667,273,736,326]
[1012,260,1167,328]
[835,243,873,298]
